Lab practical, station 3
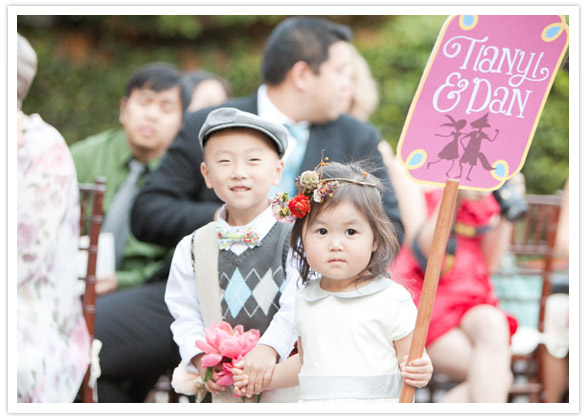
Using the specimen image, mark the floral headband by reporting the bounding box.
[271,156,377,222]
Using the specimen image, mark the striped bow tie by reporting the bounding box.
[216,226,261,250]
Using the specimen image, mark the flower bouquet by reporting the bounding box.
[171,321,261,401]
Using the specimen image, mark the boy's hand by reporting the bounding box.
[242,345,277,397]
[202,367,227,395]
[193,354,226,395]
[400,352,433,388]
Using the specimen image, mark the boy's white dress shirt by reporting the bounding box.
[165,204,299,372]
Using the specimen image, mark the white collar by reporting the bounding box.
[216,203,276,242]
[257,85,310,130]
[303,276,393,302]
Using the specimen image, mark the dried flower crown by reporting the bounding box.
[271,155,377,222]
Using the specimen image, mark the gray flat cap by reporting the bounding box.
[199,107,288,158]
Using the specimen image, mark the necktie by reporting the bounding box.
[216,226,261,250]
[271,123,309,198]
[102,159,146,268]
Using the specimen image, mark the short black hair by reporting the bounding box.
[261,17,352,86]
[124,63,190,113]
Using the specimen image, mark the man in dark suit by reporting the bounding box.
[132,17,404,249]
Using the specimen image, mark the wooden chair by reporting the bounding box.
[420,193,563,403]
[79,178,182,403]
[493,193,563,402]
[78,177,106,403]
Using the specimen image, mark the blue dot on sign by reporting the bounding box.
[494,163,505,178]
[546,25,561,39]
[408,152,423,167]
[463,15,475,27]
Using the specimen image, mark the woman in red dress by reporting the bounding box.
[392,186,520,402]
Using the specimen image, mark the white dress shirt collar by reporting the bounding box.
[257,85,310,130]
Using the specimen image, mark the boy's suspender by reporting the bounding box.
[192,221,223,328]
[192,221,236,403]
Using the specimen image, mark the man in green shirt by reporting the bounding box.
[71,63,189,402]
[72,128,171,291]
[72,64,190,294]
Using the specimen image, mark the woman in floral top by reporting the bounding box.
[17,33,90,403]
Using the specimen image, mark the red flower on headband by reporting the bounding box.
[288,193,311,218]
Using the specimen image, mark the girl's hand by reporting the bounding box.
[400,352,433,388]
[231,361,249,397]
[242,345,277,398]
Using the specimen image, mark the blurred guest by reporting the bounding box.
[342,45,425,244]
[542,55,569,403]
[70,63,190,402]
[542,178,569,403]
[71,63,188,295]
[17,33,90,402]
[392,179,527,402]
[182,70,231,112]
[341,44,379,122]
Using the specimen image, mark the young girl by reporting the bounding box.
[233,161,432,402]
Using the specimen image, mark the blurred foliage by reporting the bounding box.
[18,15,568,194]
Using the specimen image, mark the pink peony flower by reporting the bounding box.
[215,362,236,386]
[195,321,261,389]
[200,353,223,368]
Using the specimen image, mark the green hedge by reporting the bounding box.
[18,15,568,194]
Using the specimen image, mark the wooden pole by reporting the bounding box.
[399,179,459,403]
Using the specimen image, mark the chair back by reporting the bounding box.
[507,194,562,333]
[78,177,106,402]
[493,193,563,402]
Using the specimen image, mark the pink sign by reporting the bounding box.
[397,15,568,190]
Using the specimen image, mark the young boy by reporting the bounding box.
[165,107,299,402]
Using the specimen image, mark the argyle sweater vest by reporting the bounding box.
[193,221,292,335]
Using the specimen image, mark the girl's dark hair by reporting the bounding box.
[290,161,400,285]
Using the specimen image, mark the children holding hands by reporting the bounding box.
[233,162,433,402]
[166,107,432,403]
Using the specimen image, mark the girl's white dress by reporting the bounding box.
[294,276,417,402]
